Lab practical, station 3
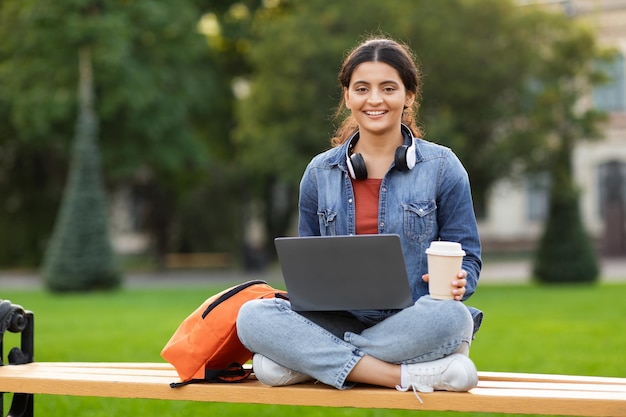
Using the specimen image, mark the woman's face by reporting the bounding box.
[344,61,414,138]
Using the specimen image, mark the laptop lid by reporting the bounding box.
[274,234,413,311]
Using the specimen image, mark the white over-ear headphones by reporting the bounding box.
[346,124,417,180]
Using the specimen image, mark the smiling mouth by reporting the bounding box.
[365,111,387,116]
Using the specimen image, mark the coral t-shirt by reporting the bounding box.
[351,178,382,235]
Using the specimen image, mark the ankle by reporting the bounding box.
[455,341,471,356]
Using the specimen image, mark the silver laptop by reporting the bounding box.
[274,234,413,311]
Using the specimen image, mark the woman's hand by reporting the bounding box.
[422,269,467,301]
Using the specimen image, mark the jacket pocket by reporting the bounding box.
[402,200,436,242]
[317,209,337,236]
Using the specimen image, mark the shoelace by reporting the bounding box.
[396,363,449,402]
[395,383,425,403]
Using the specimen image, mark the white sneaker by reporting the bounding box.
[398,354,478,393]
[252,354,313,386]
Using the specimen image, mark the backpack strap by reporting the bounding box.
[169,363,252,388]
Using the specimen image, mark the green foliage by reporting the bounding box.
[0,0,613,268]
[0,0,229,266]
[2,282,625,416]
[405,0,547,213]
[235,0,609,222]
[525,13,606,284]
[236,1,400,189]
[533,185,599,284]
[42,48,121,292]
[0,142,65,267]
[170,163,246,254]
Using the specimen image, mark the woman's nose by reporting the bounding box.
[367,90,383,104]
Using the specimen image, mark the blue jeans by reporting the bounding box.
[236,296,474,389]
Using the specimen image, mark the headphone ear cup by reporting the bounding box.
[394,146,409,171]
[350,153,368,179]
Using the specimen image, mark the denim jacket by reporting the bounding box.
[298,131,483,333]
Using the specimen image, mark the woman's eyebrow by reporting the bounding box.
[352,79,400,85]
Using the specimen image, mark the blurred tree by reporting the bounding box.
[0,0,227,267]
[404,0,545,216]
[0,0,610,277]
[43,47,121,291]
[235,0,401,245]
[527,12,609,283]
[169,0,272,270]
[235,0,609,260]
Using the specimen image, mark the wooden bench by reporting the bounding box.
[2,362,626,416]
[1,301,625,417]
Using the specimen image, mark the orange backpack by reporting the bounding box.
[161,280,287,387]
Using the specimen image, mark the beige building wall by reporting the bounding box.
[480,0,626,251]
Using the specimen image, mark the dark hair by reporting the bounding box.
[331,37,423,146]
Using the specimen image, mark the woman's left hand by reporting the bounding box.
[451,270,467,301]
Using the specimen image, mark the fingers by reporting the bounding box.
[451,270,467,301]
[451,285,465,301]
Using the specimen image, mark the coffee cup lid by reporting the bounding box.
[425,241,466,256]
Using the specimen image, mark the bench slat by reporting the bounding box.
[29,363,625,383]
[7,363,176,378]
[9,364,626,394]
[1,363,625,417]
[19,363,626,390]
[29,362,174,370]
[479,371,626,385]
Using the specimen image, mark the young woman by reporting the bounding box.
[237,37,482,394]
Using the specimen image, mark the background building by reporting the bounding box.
[480,0,626,256]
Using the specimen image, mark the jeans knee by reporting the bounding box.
[236,299,265,346]
[421,298,474,340]
[449,302,474,340]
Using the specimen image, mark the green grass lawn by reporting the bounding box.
[2,280,625,416]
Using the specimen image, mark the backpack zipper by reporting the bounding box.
[201,280,267,319]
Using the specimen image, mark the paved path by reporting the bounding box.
[479,257,626,284]
[1,258,625,290]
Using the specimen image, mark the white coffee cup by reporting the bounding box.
[425,241,466,300]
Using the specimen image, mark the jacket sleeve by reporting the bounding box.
[436,150,482,300]
[298,163,321,237]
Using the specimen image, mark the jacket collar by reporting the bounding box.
[328,124,423,169]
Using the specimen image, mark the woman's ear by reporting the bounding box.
[405,92,415,109]
[344,87,352,110]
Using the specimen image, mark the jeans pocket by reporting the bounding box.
[402,200,436,242]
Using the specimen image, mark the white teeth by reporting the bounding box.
[366,111,385,116]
